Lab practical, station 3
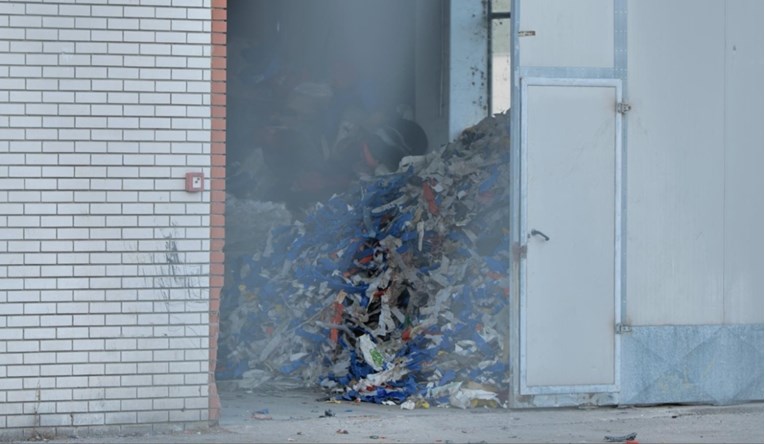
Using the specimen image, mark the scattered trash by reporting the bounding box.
[218,113,511,407]
[250,413,272,420]
[604,432,638,442]
[336,429,349,434]
[400,400,415,410]
[321,409,335,418]
[448,386,501,409]
[254,408,269,415]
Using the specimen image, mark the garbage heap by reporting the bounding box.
[217,113,511,408]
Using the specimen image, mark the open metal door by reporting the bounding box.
[519,77,622,395]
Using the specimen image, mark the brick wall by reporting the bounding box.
[0,0,214,438]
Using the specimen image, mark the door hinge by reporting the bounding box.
[512,243,527,261]
[616,102,632,114]
[615,323,632,334]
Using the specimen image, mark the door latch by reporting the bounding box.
[615,323,632,334]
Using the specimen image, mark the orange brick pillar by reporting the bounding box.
[209,0,227,424]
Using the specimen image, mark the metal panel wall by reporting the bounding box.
[722,0,764,324]
[447,0,488,141]
[519,0,614,68]
[510,0,763,407]
[509,0,626,407]
[626,0,727,325]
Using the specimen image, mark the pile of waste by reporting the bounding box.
[217,112,511,408]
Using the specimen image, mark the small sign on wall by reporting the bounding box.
[185,172,204,192]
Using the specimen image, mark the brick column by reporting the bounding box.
[209,0,227,424]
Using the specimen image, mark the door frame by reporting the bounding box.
[519,77,623,395]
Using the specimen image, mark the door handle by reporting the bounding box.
[529,229,550,241]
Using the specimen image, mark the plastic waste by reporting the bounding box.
[359,334,386,371]
[217,112,512,408]
[604,433,638,442]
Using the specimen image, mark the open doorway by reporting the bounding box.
[215,0,512,421]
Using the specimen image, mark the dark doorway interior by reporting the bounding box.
[215,0,508,416]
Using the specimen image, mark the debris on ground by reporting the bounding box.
[604,432,638,442]
[217,112,511,408]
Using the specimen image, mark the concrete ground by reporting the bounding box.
[42,388,762,444]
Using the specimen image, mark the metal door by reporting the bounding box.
[520,78,622,394]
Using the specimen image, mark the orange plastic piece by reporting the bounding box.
[422,181,439,215]
[329,301,343,343]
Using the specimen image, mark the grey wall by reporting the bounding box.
[510,0,763,407]
[626,0,763,326]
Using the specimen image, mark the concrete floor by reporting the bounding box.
[212,389,763,443]
[42,388,763,443]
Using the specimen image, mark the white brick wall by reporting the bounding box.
[0,0,212,438]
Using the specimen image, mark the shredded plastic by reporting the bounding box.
[217,113,511,408]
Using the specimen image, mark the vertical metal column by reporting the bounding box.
[614,0,628,329]
[447,0,489,140]
[508,0,522,406]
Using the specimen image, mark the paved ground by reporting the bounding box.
[42,388,763,443]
